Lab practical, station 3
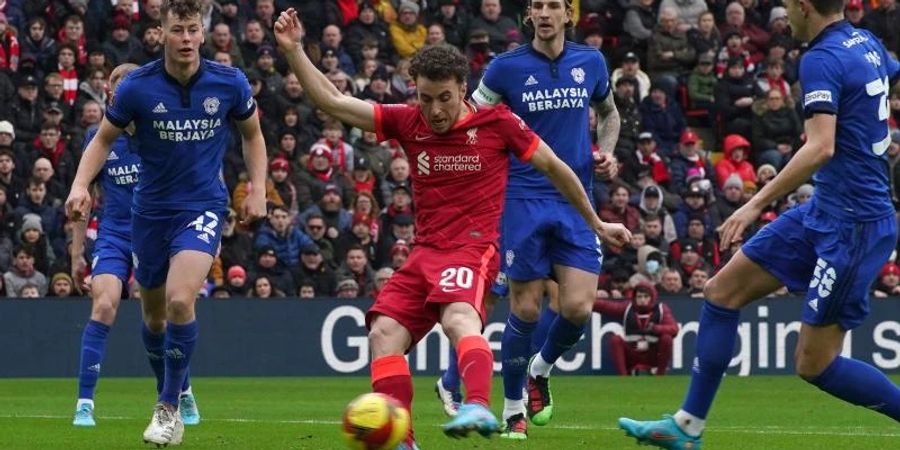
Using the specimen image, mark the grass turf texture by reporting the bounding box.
[1,376,897,449]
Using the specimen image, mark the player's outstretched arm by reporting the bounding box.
[235,114,268,224]
[718,113,836,248]
[529,140,631,248]
[273,8,375,132]
[65,119,123,222]
[594,94,620,155]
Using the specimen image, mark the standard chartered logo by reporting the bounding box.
[416,151,482,176]
[417,152,430,175]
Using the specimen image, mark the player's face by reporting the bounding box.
[416,76,467,134]
[529,1,570,43]
[163,12,204,66]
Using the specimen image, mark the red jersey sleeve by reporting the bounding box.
[374,104,418,143]
[494,105,540,162]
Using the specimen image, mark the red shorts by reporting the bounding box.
[366,243,498,345]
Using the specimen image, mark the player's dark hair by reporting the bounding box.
[810,0,844,15]
[524,0,575,30]
[161,0,203,22]
[409,45,469,84]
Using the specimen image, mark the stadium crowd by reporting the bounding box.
[0,0,899,300]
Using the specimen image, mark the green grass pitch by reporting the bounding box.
[1,376,897,449]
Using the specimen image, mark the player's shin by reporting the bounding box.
[530,302,558,355]
[457,335,493,407]
[371,355,414,436]
[141,322,166,394]
[159,321,198,406]
[441,348,460,393]
[676,301,740,436]
[808,356,900,421]
[77,320,111,401]
[501,314,535,418]
[532,315,584,378]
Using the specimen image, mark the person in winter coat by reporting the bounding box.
[660,0,708,32]
[715,134,757,189]
[293,243,337,297]
[622,131,672,188]
[715,56,755,138]
[21,17,56,68]
[613,76,642,154]
[672,185,714,239]
[648,8,696,91]
[687,52,716,117]
[668,129,715,196]
[752,89,801,170]
[639,185,678,244]
[346,3,395,66]
[630,245,667,287]
[638,86,685,155]
[623,0,657,58]
[294,143,354,206]
[711,174,745,227]
[600,184,642,234]
[595,282,679,375]
[687,11,720,58]
[248,246,295,297]
[253,205,314,268]
[718,2,770,62]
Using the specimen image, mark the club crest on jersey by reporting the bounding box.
[203,96,220,115]
[466,127,478,145]
[571,67,586,85]
[506,250,515,267]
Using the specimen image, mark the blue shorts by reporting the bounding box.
[742,201,896,330]
[132,209,225,289]
[498,198,602,284]
[91,228,132,283]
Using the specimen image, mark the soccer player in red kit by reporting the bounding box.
[274,9,631,448]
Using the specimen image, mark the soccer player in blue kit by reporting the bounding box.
[65,0,267,445]
[620,0,900,448]
[71,64,200,428]
[438,0,621,439]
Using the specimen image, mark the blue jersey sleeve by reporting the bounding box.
[105,74,137,129]
[228,70,257,121]
[800,50,842,116]
[472,58,504,105]
[591,52,611,103]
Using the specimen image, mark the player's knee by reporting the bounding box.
[794,347,832,381]
[144,317,165,333]
[90,298,118,324]
[703,276,739,308]
[166,298,194,321]
[368,322,405,357]
[558,298,592,325]
[510,297,541,322]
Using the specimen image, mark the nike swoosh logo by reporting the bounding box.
[650,431,677,441]
[415,134,432,141]
[442,287,462,293]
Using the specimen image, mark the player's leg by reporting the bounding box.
[530,280,559,355]
[141,286,168,395]
[73,274,123,426]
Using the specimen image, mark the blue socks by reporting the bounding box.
[681,301,740,419]
[501,314,537,400]
[77,320,111,400]
[442,348,460,392]
[531,305,559,354]
[159,321,198,405]
[141,323,167,394]
[538,314,585,365]
[810,356,900,421]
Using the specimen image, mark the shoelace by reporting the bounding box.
[154,404,174,426]
[180,396,195,410]
[77,405,91,416]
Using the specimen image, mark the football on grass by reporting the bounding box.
[342,393,410,450]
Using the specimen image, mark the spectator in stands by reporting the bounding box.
[715,32,755,78]
[299,184,352,243]
[638,186,677,241]
[249,245,295,296]
[41,74,72,121]
[372,266,395,299]
[390,59,416,99]
[303,213,337,267]
[348,156,378,198]
[600,184,642,233]
[668,129,714,196]
[19,283,40,298]
[715,134,757,189]
[255,45,284,95]
[254,205,313,268]
[352,190,381,237]
[631,244,666,287]
[294,243,337,297]
[377,212,415,266]
[660,0,707,32]
[719,2,769,61]
[470,0,517,53]
[382,183,413,226]
[127,23,162,66]
[638,86,685,155]
[354,130,393,182]
[711,174,745,226]
[204,22,244,69]
[681,213,718,261]
[0,147,22,208]
[254,0,277,30]
[298,280,316,298]
[4,246,47,296]
[672,184,713,239]
[15,178,64,256]
[22,17,56,68]
[31,158,65,207]
[321,24,357,76]
[336,212,378,264]
[427,23,447,46]
[648,7,695,95]
[10,73,42,146]
[32,123,77,192]
[219,209,253,272]
[623,0,656,59]
[0,12,18,74]
[613,76,641,154]
[873,262,900,298]
[753,88,801,170]
[428,0,469,49]
[687,11,720,60]
[336,277,361,298]
[643,212,674,253]
[612,52,651,101]
[846,0,865,26]
[657,268,686,296]
[317,122,356,173]
[358,66,400,104]
[19,212,53,275]
[336,244,375,296]
[390,1,427,59]
[670,237,707,279]
[250,275,285,298]
[76,69,109,115]
[240,19,269,68]
[346,3,395,66]
[389,239,410,270]
[297,145,353,204]
[270,158,298,218]
[232,171,283,223]
[49,272,76,297]
[622,132,670,188]
[687,266,708,297]
[687,52,716,114]
[862,0,900,55]
[102,14,141,65]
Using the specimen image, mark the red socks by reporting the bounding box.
[371,355,414,436]
[457,335,493,407]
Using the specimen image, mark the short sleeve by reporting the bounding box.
[496,106,540,162]
[374,104,415,142]
[591,53,611,103]
[800,50,841,116]
[228,70,257,121]
[105,74,137,129]
[472,59,504,105]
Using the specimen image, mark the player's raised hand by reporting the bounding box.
[273,8,302,52]
[717,202,762,250]
[596,221,632,248]
[593,152,618,180]
[65,185,92,223]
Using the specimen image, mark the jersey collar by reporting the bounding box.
[162,58,206,89]
[808,19,850,49]
[527,41,569,63]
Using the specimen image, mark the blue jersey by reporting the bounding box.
[473,42,610,200]
[800,21,899,221]
[84,127,141,234]
[105,59,256,213]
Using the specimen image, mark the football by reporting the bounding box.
[341,393,410,450]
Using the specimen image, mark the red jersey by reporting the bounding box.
[374,102,539,249]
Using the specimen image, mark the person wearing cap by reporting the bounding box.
[297,181,353,239]
[377,211,415,265]
[371,266,395,299]
[622,131,672,188]
[254,204,314,267]
[428,0,469,49]
[319,25,357,76]
[710,173,745,225]
[683,212,718,262]
[296,142,346,205]
[249,244,295,296]
[468,0,518,53]
[346,3,394,66]
[612,51,651,101]
[672,237,708,279]
[353,129,393,182]
[719,1,770,61]
[11,72,42,144]
[349,155,378,195]
[714,31,755,79]
[293,241,337,296]
[638,84,686,155]
[873,262,900,297]
[390,1,427,59]
[269,157,298,216]
[101,13,141,65]
[613,75,641,152]
[336,212,377,265]
[17,212,52,274]
[686,50,716,117]
[225,265,248,295]
[335,277,361,298]
[317,119,355,173]
[49,271,77,297]
[753,86,801,170]
[639,185,677,237]
[647,7,696,94]
[845,0,865,26]
[389,239,411,270]
[671,183,713,238]
[256,44,284,95]
[668,129,714,196]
